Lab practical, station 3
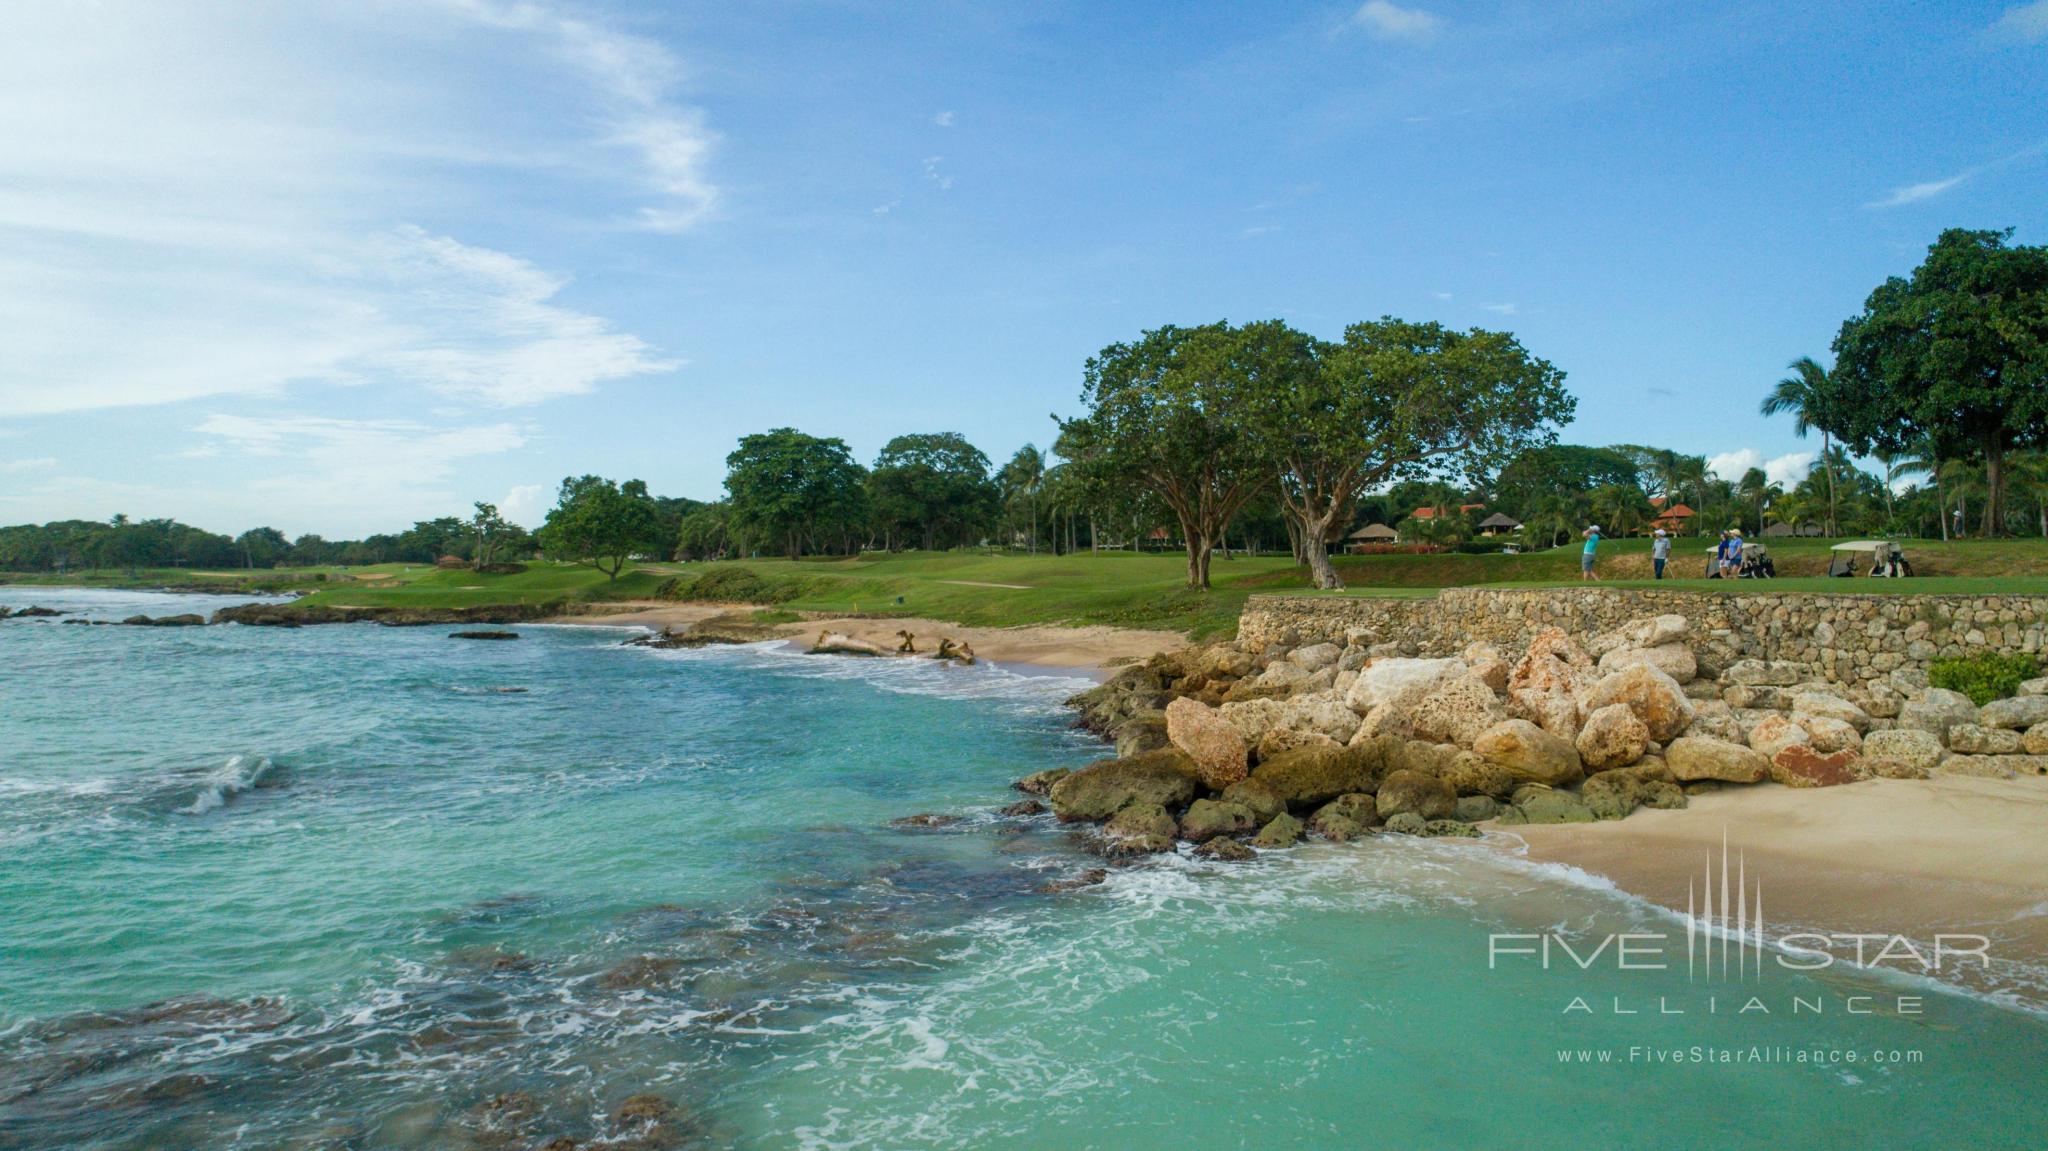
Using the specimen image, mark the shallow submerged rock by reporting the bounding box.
[1220,777,1287,823]
[1013,767,1071,797]
[1196,837,1257,862]
[1497,786,1595,825]
[450,630,520,640]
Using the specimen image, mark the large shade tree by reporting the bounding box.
[724,428,869,559]
[536,475,660,580]
[867,432,997,551]
[1827,228,2048,536]
[1265,317,1574,588]
[1057,322,1276,588]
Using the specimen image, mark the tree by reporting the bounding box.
[1828,228,2048,536]
[1760,356,1842,536]
[535,475,659,580]
[998,444,1049,553]
[1495,445,1639,525]
[470,502,510,571]
[1591,483,1653,537]
[676,502,733,560]
[1735,467,1778,536]
[1262,317,1573,588]
[867,433,996,551]
[235,526,289,569]
[1057,322,1275,589]
[724,428,869,559]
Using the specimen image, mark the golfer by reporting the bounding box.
[1580,524,1601,581]
[1651,528,1671,579]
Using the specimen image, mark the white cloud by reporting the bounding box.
[1433,291,1453,301]
[1,457,57,473]
[1707,448,1814,488]
[933,110,956,127]
[1866,141,2048,209]
[1480,302,1517,315]
[1352,1,1441,41]
[923,156,955,191]
[499,483,549,529]
[1869,175,1967,208]
[0,1,689,418]
[445,0,718,230]
[1995,1,2048,41]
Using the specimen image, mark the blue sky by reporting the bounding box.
[2,0,2045,536]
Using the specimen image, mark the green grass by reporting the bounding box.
[8,535,2043,639]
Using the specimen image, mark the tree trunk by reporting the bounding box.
[1283,514,1304,566]
[1822,433,1838,536]
[1935,462,1949,542]
[1983,441,2007,537]
[1301,507,1343,589]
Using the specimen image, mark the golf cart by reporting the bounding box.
[1827,540,1913,578]
[1702,540,1775,578]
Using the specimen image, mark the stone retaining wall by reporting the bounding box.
[1238,589,2048,686]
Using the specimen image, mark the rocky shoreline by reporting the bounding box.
[1037,609,2048,862]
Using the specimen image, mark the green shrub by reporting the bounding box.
[663,567,800,605]
[1929,652,2039,706]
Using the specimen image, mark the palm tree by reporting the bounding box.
[1937,458,1985,539]
[1591,483,1652,538]
[1736,467,1772,534]
[2009,452,2048,539]
[1761,357,1840,536]
[999,445,1047,553]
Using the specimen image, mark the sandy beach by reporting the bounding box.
[548,602,1183,672]
[1497,775,2048,991]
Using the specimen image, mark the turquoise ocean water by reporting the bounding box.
[3,588,2046,1149]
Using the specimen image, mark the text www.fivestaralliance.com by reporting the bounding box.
[1557,1046,1924,1066]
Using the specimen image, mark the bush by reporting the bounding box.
[1929,652,2039,706]
[660,567,801,605]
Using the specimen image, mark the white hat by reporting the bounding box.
[1653,529,1667,536]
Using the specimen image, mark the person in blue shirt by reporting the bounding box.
[1580,525,1601,580]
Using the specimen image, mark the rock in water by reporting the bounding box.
[1219,778,1287,823]
[1250,743,1383,810]
[1308,793,1380,841]
[1472,719,1584,787]
[1250,812,1304,848]
[450,630,520,640]
[1049,749,1200,822]
[1101,802,1176,856]
[1574,704,1649,771]
[1579,663,1694,743]
[1179,798,1259,843]
[1375,769,1456,821]
[1013,767,1071,796]
[1195,837,1256,862]
[1165,697,1249,790]
[1382,812,1428,835]
[1665,736,1769,783]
